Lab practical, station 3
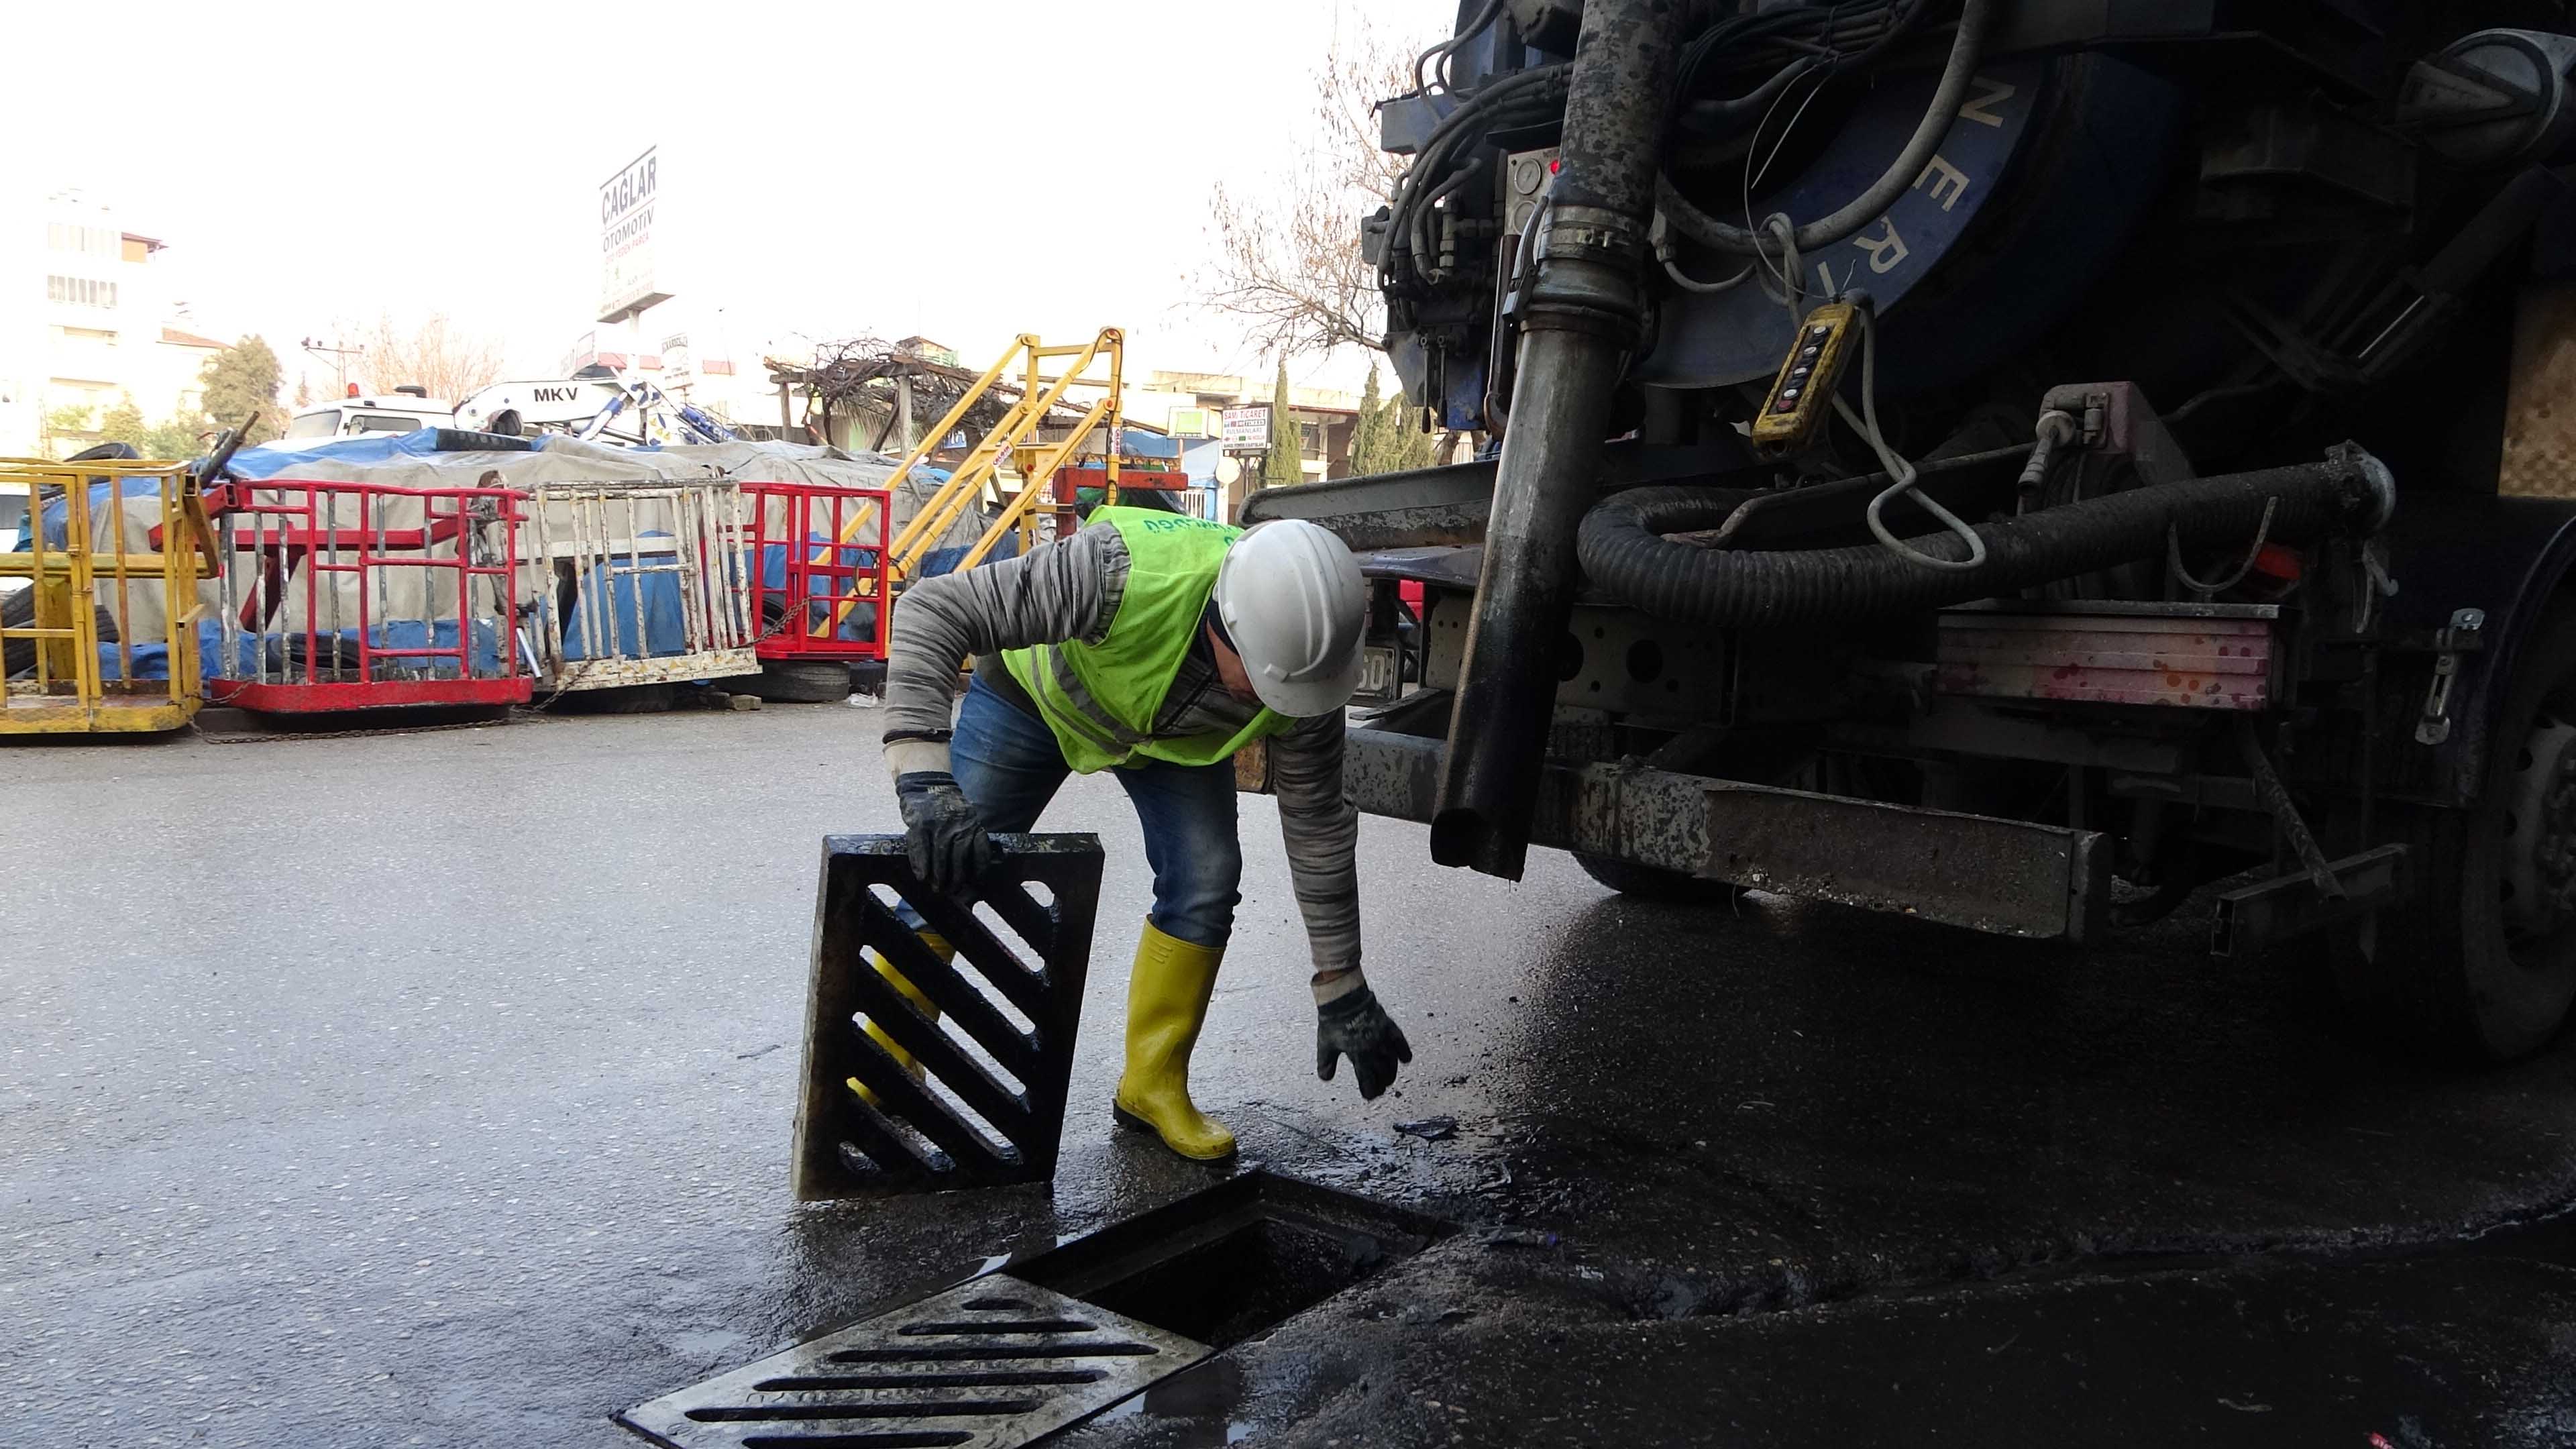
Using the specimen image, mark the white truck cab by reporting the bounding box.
[280,390,453,441]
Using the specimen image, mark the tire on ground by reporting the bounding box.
[547,684,681,714]
[3,586,119,678]
[727,659,852,704]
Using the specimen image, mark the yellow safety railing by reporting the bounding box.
[830,330,1124,634]
[0,457,216,735]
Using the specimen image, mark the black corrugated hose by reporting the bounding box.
[1572,445,2394,628]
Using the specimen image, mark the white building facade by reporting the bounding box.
[0,191,220,456]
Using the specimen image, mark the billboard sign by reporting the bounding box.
[598,147,673,323]
[1220,405,1270,451]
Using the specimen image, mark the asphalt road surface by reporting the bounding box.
[7,701,2575,1447]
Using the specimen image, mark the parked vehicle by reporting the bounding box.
[1250,2,2576,1059]
[279,388,451,442]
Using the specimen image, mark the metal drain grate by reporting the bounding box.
[794,833,1104,1198]
[618,1276,1208,1449]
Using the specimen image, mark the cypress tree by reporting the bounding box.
[1348,364,1385,474]
[1261,360,1304,489]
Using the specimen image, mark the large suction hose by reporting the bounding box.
[1575,445,2395,627]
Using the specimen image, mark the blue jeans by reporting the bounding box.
[947,674,1243,950]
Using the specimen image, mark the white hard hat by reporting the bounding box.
[1212,519,1367,717]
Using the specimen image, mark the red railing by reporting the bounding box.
[739,482,892,661]
[200,478,531,711]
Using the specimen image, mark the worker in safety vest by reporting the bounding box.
[876,508,1413,1161]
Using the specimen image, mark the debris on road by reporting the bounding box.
[1394,1115,1458,1142]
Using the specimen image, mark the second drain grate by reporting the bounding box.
[623,1173,1453,1448]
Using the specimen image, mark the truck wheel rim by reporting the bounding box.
[2499,714,2576,944]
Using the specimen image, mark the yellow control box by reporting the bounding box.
[1751,301,1862,451]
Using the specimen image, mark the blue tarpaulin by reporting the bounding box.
[1118,430,1185,461]
[560,533,688,660]
[29,478,164,547]
[200,619,506,680]
[223,431,498,480]
[95,643,172,680]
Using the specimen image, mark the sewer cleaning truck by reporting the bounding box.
[1242,1,2576,1059]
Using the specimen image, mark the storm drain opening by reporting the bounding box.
[1014,1169,1455,1350]
[620,1173,1450,1449]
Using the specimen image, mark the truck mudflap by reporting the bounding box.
[1337,726,2111,943]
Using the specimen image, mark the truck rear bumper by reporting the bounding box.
[1342,726,2112,943]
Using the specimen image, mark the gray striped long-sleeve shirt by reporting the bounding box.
[882,523,1361,974]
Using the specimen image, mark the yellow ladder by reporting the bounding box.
[866,330,1125,584]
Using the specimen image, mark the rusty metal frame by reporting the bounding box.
[1343,725,2111,941]
[0,457,213,735]
[1238,441,1756,551]
[525,478,758,692]
[2210,843,2412,960]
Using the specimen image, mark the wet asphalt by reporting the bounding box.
[6,700,2576,1447]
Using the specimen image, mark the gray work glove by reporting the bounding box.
[1316,987,1413,1100]
[894,770,996,897]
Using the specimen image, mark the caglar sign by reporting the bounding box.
[598,146,674,323]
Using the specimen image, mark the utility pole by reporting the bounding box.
[301,337,362,396]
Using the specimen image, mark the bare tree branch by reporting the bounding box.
[358,313,505,402]
[1194,18,1430,364]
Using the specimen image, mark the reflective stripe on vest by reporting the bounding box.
[1002,508,1290,773]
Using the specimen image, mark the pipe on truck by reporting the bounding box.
[1431,0,1682,881]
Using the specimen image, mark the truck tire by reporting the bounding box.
[3,586,117,678]
[547,684,680,714]
[729,659,851,704]
[1574,851,1741,906]
[2337,598,2576,1061]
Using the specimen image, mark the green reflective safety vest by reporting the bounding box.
[1002,508,1291,773]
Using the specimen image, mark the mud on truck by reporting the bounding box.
[1239,1,2576,1059]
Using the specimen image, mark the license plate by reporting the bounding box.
[1355,645,1399,703]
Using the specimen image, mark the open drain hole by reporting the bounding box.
[620,1173,1452,1449]
[1011,1169,1456,1350]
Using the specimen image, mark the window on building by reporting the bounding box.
[1299,421,1324,458]
[52,325,117,345]
[48,379,115,419]
[46,223,119,257]
[46,276,117,309]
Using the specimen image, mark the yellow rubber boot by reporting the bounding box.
[1111,920,1237,1162]
[851,930,951,1108]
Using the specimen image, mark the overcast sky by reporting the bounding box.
[6,0,1453,397]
